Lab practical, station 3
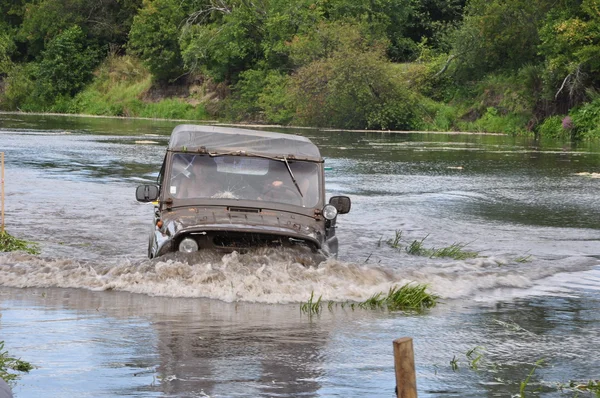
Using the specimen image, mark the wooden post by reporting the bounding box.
[393,337,417,398]
[1,152,4,233]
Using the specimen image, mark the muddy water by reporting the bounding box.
[0,114,599,397]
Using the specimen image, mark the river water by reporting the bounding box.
[0,114,599,397]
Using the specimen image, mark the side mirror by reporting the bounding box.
[329,196,351,214]
[136,185,160,202]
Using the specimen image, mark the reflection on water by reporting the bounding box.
[1,113,600,397]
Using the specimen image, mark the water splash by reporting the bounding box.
[1,248,594,303]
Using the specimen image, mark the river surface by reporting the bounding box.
[0,113,599,397]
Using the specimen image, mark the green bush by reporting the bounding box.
[570,99,600,139]
[0,63,37,110]
[0,30,15,74]
[420,100,460,131]
[290,34,422,130]
[128,0,194,82]
[536,115,567,139]
[35,25,101,102]
[223,68,294,124]
[459,107,529,134]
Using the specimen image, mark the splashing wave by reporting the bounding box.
[0,249,594,303]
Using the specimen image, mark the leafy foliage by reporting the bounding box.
[4,0,600,137]
[452,0,553,79]
[128,0,198,82]
[0,231,40,255]
[36,26,102,99]
[0,341,33,383]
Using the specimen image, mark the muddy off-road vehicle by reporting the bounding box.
[136,125,351,258]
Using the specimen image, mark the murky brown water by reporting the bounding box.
[0,113,599,397]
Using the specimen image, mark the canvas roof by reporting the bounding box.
[167,125,323,162]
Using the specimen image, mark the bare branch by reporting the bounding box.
[186,0,232,26]
[434,54,457,77]
[555,73,572,99]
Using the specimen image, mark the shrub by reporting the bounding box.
[570,99,600,140]
[0,63,37,110]
[35,25,101,102]
[536,115,567,138]
[128,0,190,82]
[459,107,529,134]
[224,68,294,124]
[290,46,422,130]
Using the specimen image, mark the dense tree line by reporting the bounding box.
[1,0,600,136]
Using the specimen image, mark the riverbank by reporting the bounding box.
[0,111,509,136]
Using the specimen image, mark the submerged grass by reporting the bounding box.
[520,359,545,397]
[0,341,33,383]
[300,291,322,315]
[559,380,600,396]
[301,283,439,315]
[0,231,40,255]
[406,237,478,260]
[386,230,479,260]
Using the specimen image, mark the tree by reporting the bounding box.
[539,0,600,103]
[35,25,101,101]
[18,0,142,59]
[451,0,554,80]
[129,0,202,82]
[289,22,420,129]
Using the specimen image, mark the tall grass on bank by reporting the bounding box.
[61,55,209,120]
[0,341,33,383]
[0,231,39,255]
[300,283,439,315]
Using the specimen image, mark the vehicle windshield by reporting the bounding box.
[168,154,321,208]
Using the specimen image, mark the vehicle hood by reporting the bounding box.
[160,206,324,243]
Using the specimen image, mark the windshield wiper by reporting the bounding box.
[283,156,303,197]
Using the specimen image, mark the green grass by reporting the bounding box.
[386,230,403,249]
[359,283,439,312]
[300,283,439,314]
[520,359,545,397]
[514,254,532,263]
[466,346,485,370]
[406,236,478,260]
[0,231,40,255]
[559,380,600,396]
[0,341,33,383]
[300,291,322,315]
[58,54,210,120]
[386,231,479,260]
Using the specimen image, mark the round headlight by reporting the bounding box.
[322,204,338,220]
[179,237,199,253]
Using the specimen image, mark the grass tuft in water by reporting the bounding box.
[520,359,545,397]
[386,230,479,260]
[431,243,479,260]
[450,355,459,372]
[466,346,485,370]
[360,283,439,312]
[300,291,322,315]
[0,341,33,383]
[514,254,532,263]
[559,380,600,395]
[405,236,429,256]
[301,284,438,314]
[386,230,403,249]
[406,236,478,260]
[0,231,40,255]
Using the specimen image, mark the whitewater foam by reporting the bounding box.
[1,248,596,303]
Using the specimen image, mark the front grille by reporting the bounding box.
[213,232,285,249]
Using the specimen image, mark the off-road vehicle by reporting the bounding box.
[136,125,351,258]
